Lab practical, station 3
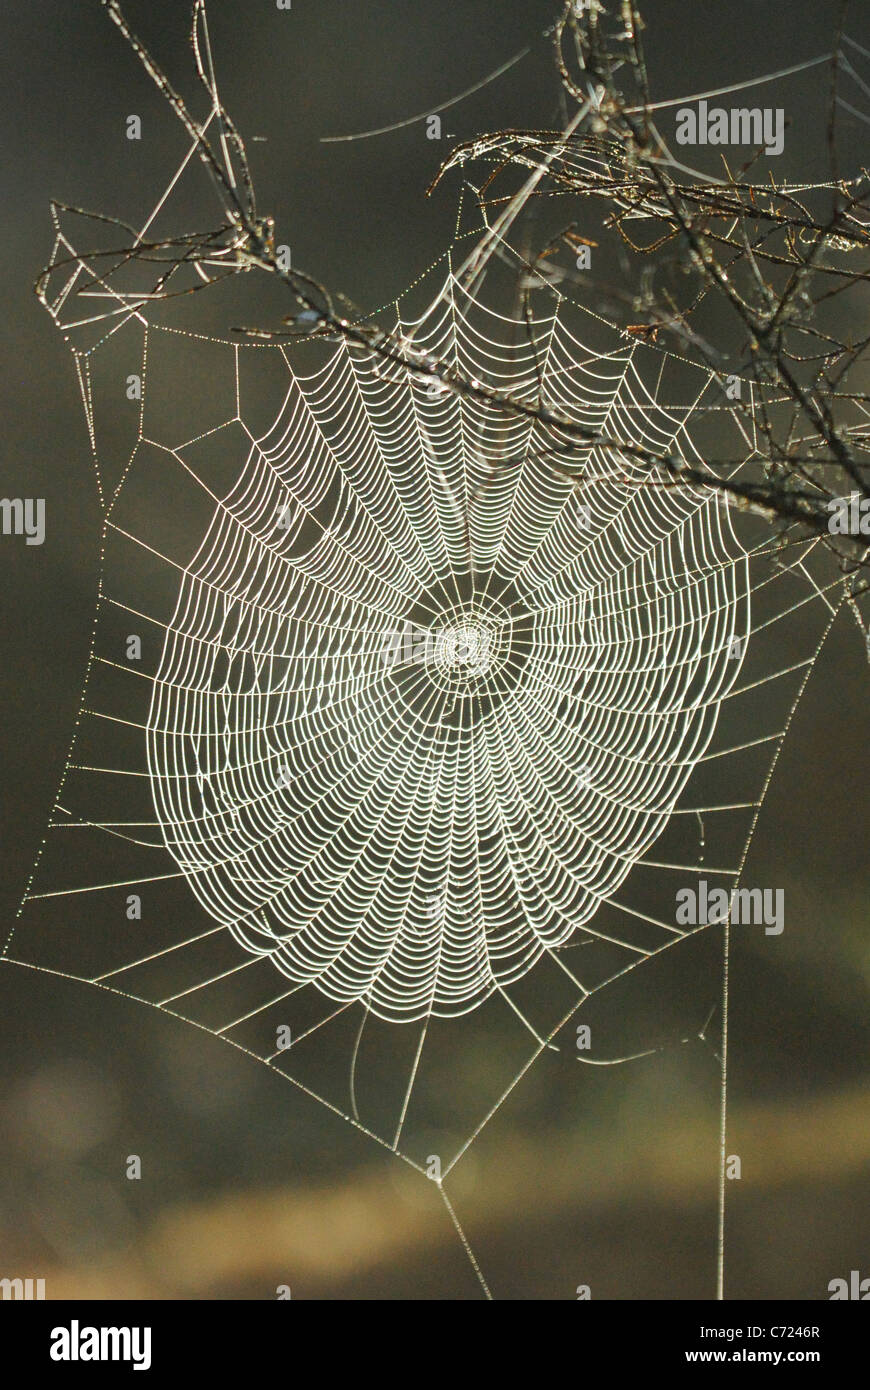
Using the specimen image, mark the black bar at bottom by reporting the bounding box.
[5,1297,865,1375]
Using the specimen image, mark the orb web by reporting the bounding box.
[139,262,750,1025]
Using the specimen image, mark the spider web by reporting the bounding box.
[4,7,856,1299]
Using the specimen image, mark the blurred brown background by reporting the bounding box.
[0,0,867,1299]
